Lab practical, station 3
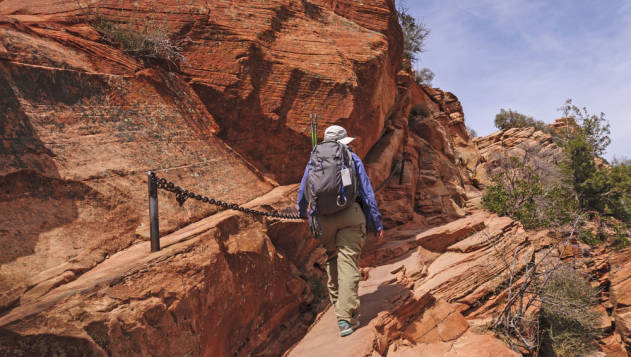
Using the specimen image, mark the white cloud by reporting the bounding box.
[409,0,631,159]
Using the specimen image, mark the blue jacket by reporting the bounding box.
[297,151,383,232]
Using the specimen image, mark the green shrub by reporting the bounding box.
[483,175,540,229]
[540,266,600,357]
[555,101,630,226]
[561,137,597,208]
[561,136,631,224]
[397,6,430,70]
[584,163,631,223]
[613,223,630,248]
[494,109,547,132]
[558,99,611,157]
[578,228,601,246]
[414,67,434,86]
[90,14,186,68]
[482,157,576,229]
[466,126,478,138]
[604,217,630,249]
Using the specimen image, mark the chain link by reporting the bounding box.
[150,153,405,220]
[150,173,302,220]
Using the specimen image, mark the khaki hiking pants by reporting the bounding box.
[318,202,366,324]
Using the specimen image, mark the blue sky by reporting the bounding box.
[405,0,630,160]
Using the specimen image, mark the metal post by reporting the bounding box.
[148,171,160,252]
[399,152,407,185]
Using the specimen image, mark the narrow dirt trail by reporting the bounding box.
[284,211,525,356]
[286,250,421,356]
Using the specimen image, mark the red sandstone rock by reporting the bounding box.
[474,126,564,181]
[609,248,631,349]
[410,331,521,357]
[414,211,488,252]
[0,61,275,315]
[3,1,629,356]
[1,0,402,184]
[0,186,327,356]
[474,125,631,353]
[288,212,538,356]
[0,0,404,354]
[403,299,469,344]
[362,75,486,231]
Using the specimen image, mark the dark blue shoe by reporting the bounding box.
[338,320,360,337]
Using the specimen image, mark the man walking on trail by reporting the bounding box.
[297,125,384,337]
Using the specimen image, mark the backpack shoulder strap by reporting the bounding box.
[338,142,353,168]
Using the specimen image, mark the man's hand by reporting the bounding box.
[377,229,384,242]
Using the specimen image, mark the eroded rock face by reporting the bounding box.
[364,75,486,231]
[4,1,628,356]
[472,122,631,354]
[0,186,328,356]
[474,126,564,180]
[609,248,631,350]
[0,0,402,354]
[2,0,403,185]
[0,62,274,316]
[180,0,403,184]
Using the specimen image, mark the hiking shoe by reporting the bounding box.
[338,320,360,337]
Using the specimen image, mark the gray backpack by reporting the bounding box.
[306,141,358,216]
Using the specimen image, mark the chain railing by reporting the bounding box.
[152,173,301,219]
[147,152,407,252]
[147,171,301,251]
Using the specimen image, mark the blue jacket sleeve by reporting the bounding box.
[352,152,383,231]
[297,163,310,218]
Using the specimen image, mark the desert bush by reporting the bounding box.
[483,147,629,246]
[485,102,621,355]
[555,101,630,229]
[482,156,576,229]
[482,158,543,228]
[558,99,611,157]
[561,137,631,225]
[494,109,547,132]
[584,163,631,224]
[595,217,631,248]
[561,137,597,207]
[90,14,187,69]
[466,126,478,138]
[540,265,601,357]
[489,217,581,353]
[611,220,631,248]
[490,218,598,355]
[397,6,430,68]
[414,67,434,86]
[578,227,601,246]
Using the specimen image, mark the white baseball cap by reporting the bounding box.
[323,125,355,145]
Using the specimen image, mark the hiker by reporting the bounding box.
[297,125,384,337]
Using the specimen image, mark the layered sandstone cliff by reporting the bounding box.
[2,0,630,356]
[0,0,407,355]
[364,74,487,231]
[475,125,631,355]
